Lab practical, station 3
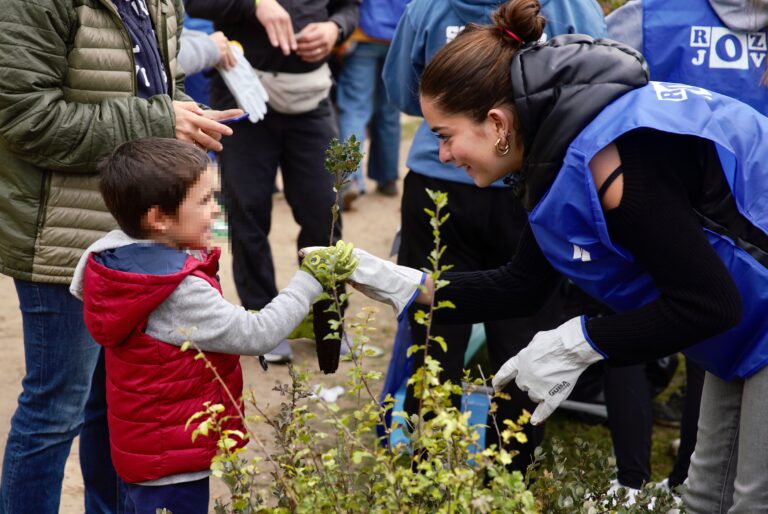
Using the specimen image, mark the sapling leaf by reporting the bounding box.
[432,336,448,353]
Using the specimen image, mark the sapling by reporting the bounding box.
[313,135,363,374]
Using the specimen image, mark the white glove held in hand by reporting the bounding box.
[491,316,605,425]
[300,246,425,318]
[218,43,269,122]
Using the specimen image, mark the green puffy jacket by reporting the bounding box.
[0,0,193,284]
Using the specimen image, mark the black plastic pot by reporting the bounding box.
[313,294,342,374]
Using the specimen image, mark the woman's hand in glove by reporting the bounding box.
[301,246,426,318]
[492,316,606,425]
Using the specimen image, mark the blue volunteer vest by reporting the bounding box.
[528,82,768,380]
[643,0,768,115]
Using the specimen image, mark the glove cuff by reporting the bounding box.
[395,270,427,321]
[562,316,606,363]
[579,316,609,360]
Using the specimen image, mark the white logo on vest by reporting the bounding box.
[653,82,714,102]
[689,26,767,70]
[572,244,591,262]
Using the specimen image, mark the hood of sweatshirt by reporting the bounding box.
[709,0,768,31]
[72,230,217,348]
[448,0,506,24]
[509,35,649,210]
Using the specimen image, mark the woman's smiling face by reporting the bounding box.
[420,95,524,187]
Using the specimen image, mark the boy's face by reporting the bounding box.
[164,166,220,249]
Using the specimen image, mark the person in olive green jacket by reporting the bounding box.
[0,1,242,513]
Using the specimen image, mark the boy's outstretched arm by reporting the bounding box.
[144,271,322,355]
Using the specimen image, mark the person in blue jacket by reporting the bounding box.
[600,0,767,498]
[380,0,607,468]
[342,0,768,510]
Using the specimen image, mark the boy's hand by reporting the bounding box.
[301,240,358,289]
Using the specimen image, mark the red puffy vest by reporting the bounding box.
[83,247,246,483]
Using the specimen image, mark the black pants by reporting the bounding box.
[398,172,564,471]
[605,358,705,488]
[219,100,341,310]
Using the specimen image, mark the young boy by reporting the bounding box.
[70,138,354,514]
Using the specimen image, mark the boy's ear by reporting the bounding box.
[142,206,170,234]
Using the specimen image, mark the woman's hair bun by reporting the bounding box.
[492,0,546,45]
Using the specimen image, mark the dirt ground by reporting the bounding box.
[0,138,411,512]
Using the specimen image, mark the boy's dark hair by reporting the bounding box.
[100,138,210,238]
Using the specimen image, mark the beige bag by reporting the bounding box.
[255,63,332,115]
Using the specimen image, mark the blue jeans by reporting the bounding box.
[0,280,121,514]
[124,477,209,514]
[684,367,768,513]
[336,41,401,191]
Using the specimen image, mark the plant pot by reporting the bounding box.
[313,296,342,374]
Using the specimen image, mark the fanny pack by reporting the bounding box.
[255,63,332,115]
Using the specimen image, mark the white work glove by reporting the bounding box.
[218,43,269,122]
[300,247,425,318]
[492,316,605,425]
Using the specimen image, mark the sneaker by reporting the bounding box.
[342,181,360,211]
[608,479,641,506]
[264,339,293,364]
[655,479,683,512]
[376,180,398,197]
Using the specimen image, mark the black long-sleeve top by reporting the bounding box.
[185,0,359,74]
[437,130,743,365]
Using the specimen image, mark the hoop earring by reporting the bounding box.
[495,136,510,156]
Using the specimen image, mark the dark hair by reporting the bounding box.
[420,0,546,122]
[100,138,210,238]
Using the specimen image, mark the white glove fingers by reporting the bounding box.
[526,388,545,403]
[491,355,519,391]
[530,401,557,426]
